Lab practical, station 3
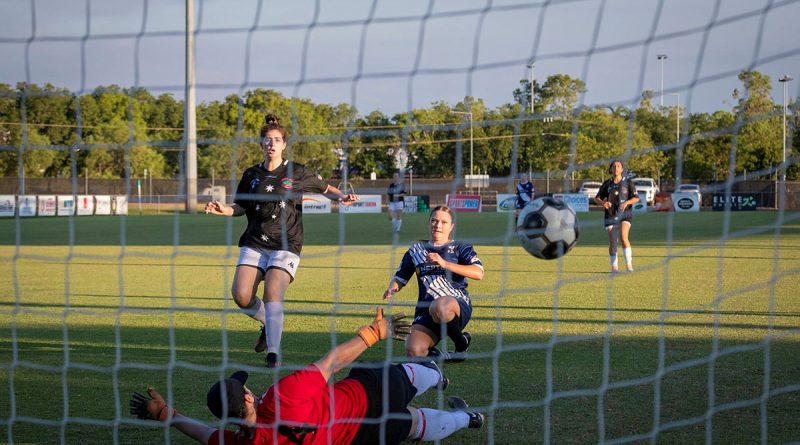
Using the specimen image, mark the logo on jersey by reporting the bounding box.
[280,178,293,189]
[250,177,261,191]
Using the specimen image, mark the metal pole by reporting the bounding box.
[656,54,667,112]
[469,112,474,177]
[779,75,793,183]
[672,93,680,144]
[527,61,535,114]
[184,0,198,213]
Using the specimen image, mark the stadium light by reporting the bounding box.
[526,59,535,114]
[657,54,668,111]
[779,75,793,183]
[452,110,474,177]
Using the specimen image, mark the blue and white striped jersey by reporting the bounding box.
[393,240,483,313]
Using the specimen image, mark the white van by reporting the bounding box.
[631,177,659,205]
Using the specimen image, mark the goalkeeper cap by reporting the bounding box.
[207,370,249,420]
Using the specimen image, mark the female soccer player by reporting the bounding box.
[386,172,406,233]
[383,205,484,361]
[515,173,534,219]
[594,160,639,273]
[204,114,358,367]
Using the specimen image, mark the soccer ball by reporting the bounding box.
[516,197,579,260]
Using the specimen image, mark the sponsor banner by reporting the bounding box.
[671,192,699,212]
[633,192,648,213]
[552,193,589,213]
[0,195,16,217]
[113,196,129,215]
[76,195,95,216]
[403,195,418,213]
[38,195,57,216]
[57,195,75,216]
[497,194,516,213]
[302,194,332,214]
[712,193,758,211]
[340,194,381,214]
[18,195,37,217]
[445,194,482,212]
[95,195,112,215]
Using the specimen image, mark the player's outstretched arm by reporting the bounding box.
[130,388,215,444]
[324,184,360,204]
[203,201,244,217]
[383,278,403,299]
[313,308,409,381]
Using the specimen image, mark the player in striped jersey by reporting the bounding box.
[383,205,484,362]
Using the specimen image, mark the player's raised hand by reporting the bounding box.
[383,285,398,300]
[358,308,410,346]
[372,307,410,341]
[130,387,176,421]
[204,200,228,215]
[339,194,360,206]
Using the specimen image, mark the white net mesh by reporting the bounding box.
[1,1,799,444]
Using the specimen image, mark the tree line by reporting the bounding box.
[0,69,796,182]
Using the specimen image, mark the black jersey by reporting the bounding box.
[234,160,328,254]
[596,177,637,224]
[387,183,405,203]
[392,240,483,318]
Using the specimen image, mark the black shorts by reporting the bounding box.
[348,363,417,445]
[603,209,633,228]
[413,297,472,343]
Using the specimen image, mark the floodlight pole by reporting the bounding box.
[526,60,535,114]
[657,54,668,111]
[779,75,793,183]
[452,110,474,178]
[670,93,680,144]
[184,0,198,214]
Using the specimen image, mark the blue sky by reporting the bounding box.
[1,0,798,117]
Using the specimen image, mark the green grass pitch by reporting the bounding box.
[1,211,799,444]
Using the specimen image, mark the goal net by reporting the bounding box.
[1,1,798,444]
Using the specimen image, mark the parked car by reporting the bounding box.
[675,183,702,204]
[631,177,659,205]
[578,181,602,201]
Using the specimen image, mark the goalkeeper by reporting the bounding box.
[130,308,485,444]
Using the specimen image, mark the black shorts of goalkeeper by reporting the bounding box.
[207,370,249,420]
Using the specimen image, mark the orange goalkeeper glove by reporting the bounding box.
[358,307,410,347]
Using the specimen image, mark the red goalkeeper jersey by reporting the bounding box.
[209,365,368,445]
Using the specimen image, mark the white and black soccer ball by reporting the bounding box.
[516,197,579,260]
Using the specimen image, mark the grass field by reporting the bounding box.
[1,210,799,444]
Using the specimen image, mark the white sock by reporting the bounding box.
[265,302,284,355]
[241,297,266,325]
[609,255,618,268]
[402,363,442,396]
[413,408,470,441]
[396,219,402,231]
[623,247,632,266]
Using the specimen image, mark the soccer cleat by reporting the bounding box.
[447,396,484,429]
[265,352,280,368]
[417,358,449,391]
[626,264,634,272]
[611,265,619,274]
[254,326,267,353]
[445,332,471,363]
